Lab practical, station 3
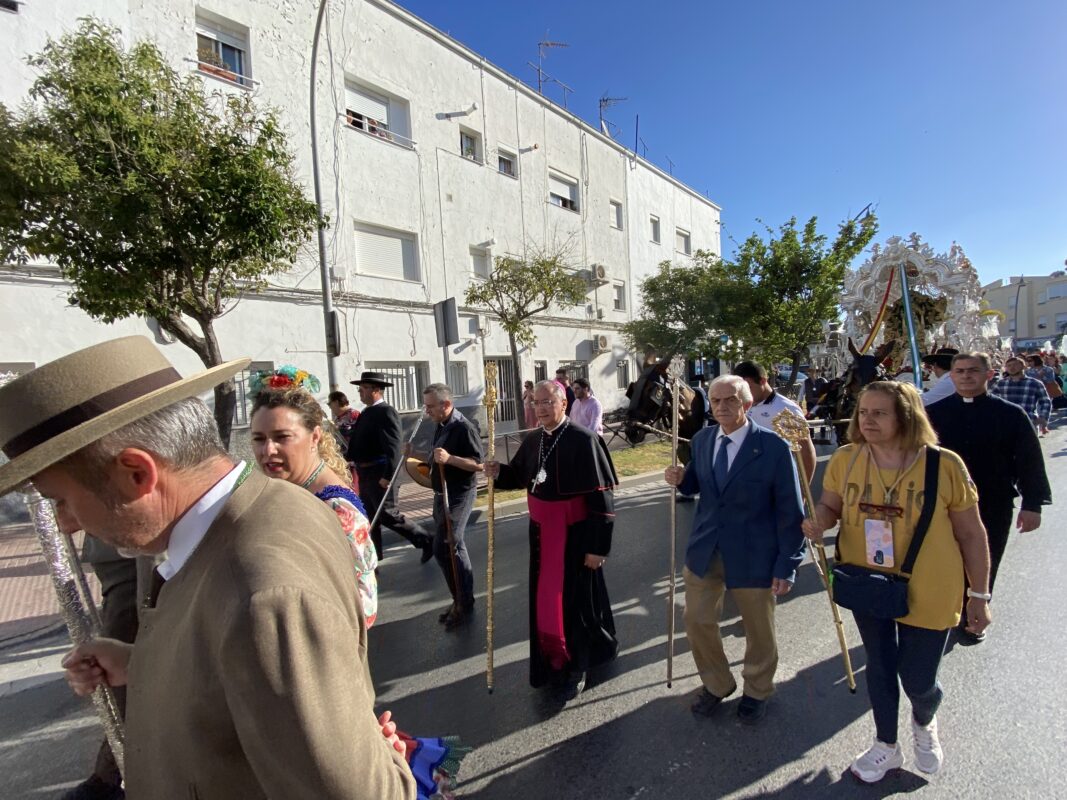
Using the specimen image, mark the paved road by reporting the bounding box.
[2,429,1066,799]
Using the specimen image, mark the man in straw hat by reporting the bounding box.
[0,337,415,799]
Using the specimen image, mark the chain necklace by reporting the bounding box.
[300,459,327,490]
[533,420,569,492]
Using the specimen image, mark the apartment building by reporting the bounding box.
[0,0,721,430]
[983,273,1067,349]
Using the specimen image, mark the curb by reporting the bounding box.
[0,669,64,699]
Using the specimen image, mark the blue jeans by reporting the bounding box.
[433,486,477,609]
[853,613,950,745]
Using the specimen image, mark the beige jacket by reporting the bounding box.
[124,469,415,799]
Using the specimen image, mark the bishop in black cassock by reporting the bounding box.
[491,389,619,700]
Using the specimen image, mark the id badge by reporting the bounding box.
[864,519,895,568]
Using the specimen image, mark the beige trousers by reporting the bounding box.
[683,557,779,701]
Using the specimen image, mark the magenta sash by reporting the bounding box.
[528,494,587,670]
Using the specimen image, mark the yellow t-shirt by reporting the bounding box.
[823,444,978,630]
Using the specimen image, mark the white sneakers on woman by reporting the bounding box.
[851,717,944,783]
[851,739,904,783]
[911,717,944,774]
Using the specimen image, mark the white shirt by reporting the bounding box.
[713,422,750,471]
[747,390,804,428]
[921,371,957,407]
[158,461,246,581]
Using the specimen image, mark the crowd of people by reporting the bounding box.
[0,336,1054,797]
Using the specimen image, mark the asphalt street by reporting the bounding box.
[2,429,1065,799]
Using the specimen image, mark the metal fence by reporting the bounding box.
[485,356,517,422]
[365,362,430,411]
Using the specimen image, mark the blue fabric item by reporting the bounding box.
[713,436,730,490]
[678,420,805,588]
[313,484,368,518]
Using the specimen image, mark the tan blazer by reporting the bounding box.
[124,469,415,799]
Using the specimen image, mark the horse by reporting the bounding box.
[811,338,896,444]
[624,358,707,464]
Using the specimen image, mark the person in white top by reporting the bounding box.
[569,378,604,433]
[920,348,959,407]
[733,361,816,482]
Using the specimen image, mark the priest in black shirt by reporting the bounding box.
[925,351,1051,642]
[485,380,619,702]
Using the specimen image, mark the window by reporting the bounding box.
[470,247,490,279]
[616,360,631,389]
[365,362,430,411]
[1056,313,1067,331]
[448,362,470,395]
[497,148,517,177]
[231,361,275,428]
[650,215,661,243]
[609,200,623,229]
[460,128,481,162]
[675,228,691,255]
[613,282,626,311]
[548,172,579,212]
[534,361,548,383]
[1038,315,1048,329]
[354,224,420,282]
[196,15,251,87]
[1008,319,1016,332]
[1047,283,1067,301]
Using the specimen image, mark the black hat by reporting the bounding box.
[350,371,394,388]
[921,347,958,370]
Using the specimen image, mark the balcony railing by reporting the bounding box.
[340,114,416,150]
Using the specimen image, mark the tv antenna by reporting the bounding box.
[535,39,569,94]
[598,93,627,136]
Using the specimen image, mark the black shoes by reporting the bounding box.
[737,695,767,724]
[554,671,586,703]
[690,687,732,717]
[443,604,474,631]
[438,603,456,623]
[60,776,125,800]
[420,536,435,564]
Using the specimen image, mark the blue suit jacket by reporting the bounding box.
[679,420,805,588]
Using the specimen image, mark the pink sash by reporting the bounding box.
[527,494,587,670]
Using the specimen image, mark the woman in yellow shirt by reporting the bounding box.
[803,381,991,784]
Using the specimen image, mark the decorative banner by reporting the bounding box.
[859,266,896,355]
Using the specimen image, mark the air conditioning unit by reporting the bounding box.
[596,308,605,320]
[593,334,610,353]
[476,315,489,335]
[593,264,607,281]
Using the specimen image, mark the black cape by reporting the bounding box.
[496,422,619,686]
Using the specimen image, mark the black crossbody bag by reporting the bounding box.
[830,447,940,620]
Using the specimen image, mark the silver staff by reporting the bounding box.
[666,373,681,688]
[25,488,127,775]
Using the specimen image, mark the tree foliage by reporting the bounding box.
[625,215,878,381]
[0,20,320,444]
[464,247,588,424]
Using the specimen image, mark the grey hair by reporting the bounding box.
[63,397,227,486]
[709,374,753,404]
[422,382,453,403]
[534,380,565,400]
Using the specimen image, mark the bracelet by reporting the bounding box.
[966,589,992,601]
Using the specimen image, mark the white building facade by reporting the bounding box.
[0,0,721,430]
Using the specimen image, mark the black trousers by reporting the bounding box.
[979,499,1014,595]
[357,465,429,558]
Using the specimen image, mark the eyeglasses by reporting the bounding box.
[859,502,904,518]
[532,399,561,408]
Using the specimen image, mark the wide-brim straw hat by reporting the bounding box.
[0,336,249,496]
[404,457,433,489]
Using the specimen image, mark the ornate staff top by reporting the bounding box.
[771,410,809,454]
[482,362,498,457]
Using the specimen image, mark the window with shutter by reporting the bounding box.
[650,215,661,243]
[610,200,623,229]
[548,172,579,211]
[196,16,251,87]
[675,228,691,255]
[346,84,390,135]
[355,225,419,281]
[470,247,490,279]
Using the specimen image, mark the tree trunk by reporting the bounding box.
[787,351,802,389]
[508,331,525,428]
[156,312,236,449]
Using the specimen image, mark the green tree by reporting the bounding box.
[464,248,588,424]
[625,215,878,383]
[0,20,320,446]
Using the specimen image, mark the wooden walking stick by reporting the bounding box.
[482,362,498,693]
[667,374,681,688]
[438,463,463,617]
[771,410,857,693]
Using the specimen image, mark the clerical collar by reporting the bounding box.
[543,418,567,434]
[963,397,974,403]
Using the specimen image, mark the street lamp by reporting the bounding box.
[1012,275,1027,345]
[310,0,339,390]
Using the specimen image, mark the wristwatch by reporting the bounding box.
[966,589,992,601]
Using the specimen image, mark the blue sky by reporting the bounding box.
[397,0,1066,284]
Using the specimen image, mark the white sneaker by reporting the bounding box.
[912,717,944,774]
[850,739,904,783]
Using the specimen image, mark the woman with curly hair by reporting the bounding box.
[250,374,379,625]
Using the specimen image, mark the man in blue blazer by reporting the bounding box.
[665,374,805,723]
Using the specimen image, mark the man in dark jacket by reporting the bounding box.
[926,352,1052,643]
[346,372,433,562]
